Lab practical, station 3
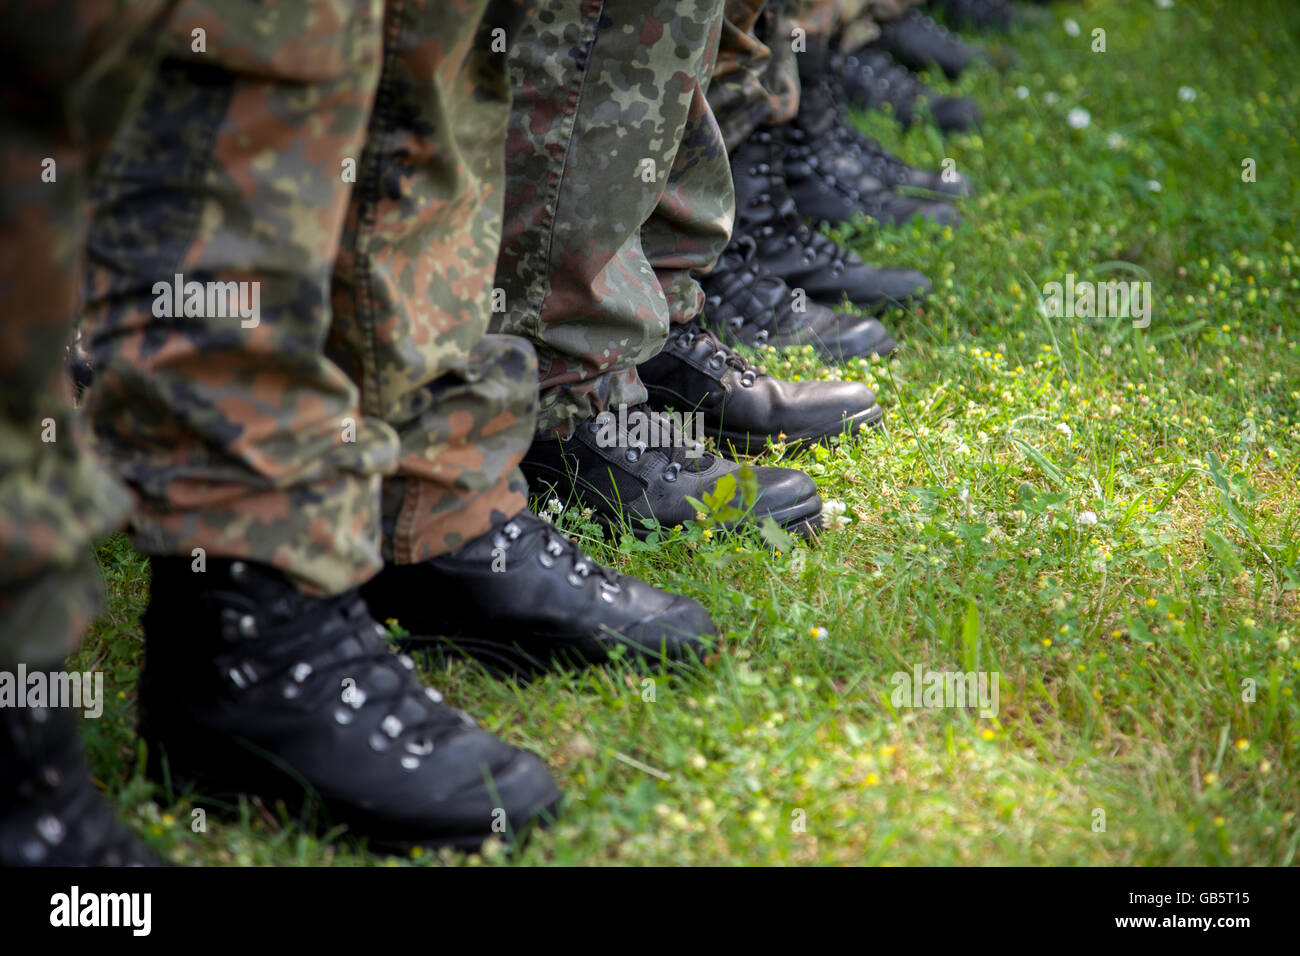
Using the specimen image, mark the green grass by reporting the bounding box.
[79,0,1300,865]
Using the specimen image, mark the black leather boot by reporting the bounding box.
[870,8,977,79]
[835,47,981,133]
[360,510,715,673]
[640,320,883,456]
[730,128,934,309]
[139,557,562,850]
[781,116,961,227]
[1,700,165,866]
[787,75,970,216]
[698,237,899,361]
[521,407,824,538]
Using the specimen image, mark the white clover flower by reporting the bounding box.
[1155,0,1173,9]
[1178,86,1197,102]
[1068,108,1091,129]
[1107,132,1126,149]
[1055,422,1072,438]
[1077,511,1099,527]
[1147,179,1163,192]
[546,497,564,514]
[1064,18,1080,36]
[1043,91,1060,105]
[822,499,850,531]
[1015,85,1030,99]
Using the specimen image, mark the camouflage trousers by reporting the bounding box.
[710,0,799,152]
[708,0,922,150]
[491,0,733,437]
[0,0,170,668]
[83,0,537,598]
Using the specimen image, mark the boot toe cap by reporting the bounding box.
[622,592,716,661]
[814,315,897,361]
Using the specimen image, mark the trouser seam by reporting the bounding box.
[350,0,406,423]
[531,3,603,336]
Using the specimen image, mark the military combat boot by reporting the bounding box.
[729,128,934,309]
[698,238,899,361]
[1,700,165,866]
[784,75,970,227]
[361,510,715,673]
[834,47,981,133]
[521,406,824,538]
[868,8,978,79]
[139,557,562,850]
[780,119,960,227]
[639,320,883,456]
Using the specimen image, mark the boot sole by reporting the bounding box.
[143,734,562,854]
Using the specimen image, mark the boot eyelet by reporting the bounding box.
[425,686,444,704]
[382,715,403,738]
[566,571,587,587]
[663,462,681,482]
[36,814,65,845]
[406,737,434,756]
[741,371,757,387]
[347,687,368,709]
[754,330,770,344]
[292,662,313,682]
[708,353,726,371]
[400,755,420,771]
[237,614,257,638]
[369,732,391,753]
[539,550,556,568]
[283,683,300,699]
[334,707,354,725]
